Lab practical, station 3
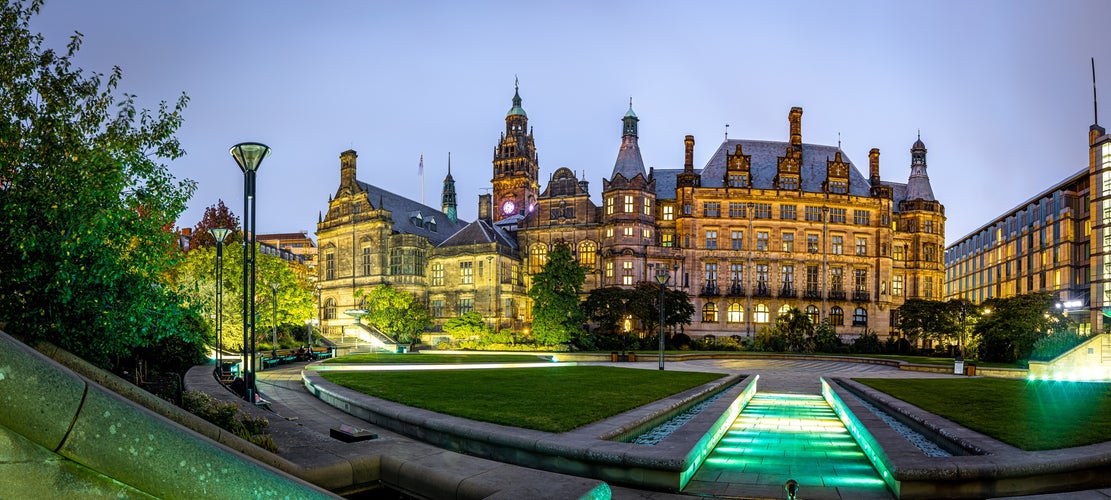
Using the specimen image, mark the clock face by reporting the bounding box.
[501,200,516,215]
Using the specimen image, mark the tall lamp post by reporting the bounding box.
[655,267,671,370]
[231,142,271,402]
[269,282,279,357]
[312,284,321,349]
[209,227,231,378]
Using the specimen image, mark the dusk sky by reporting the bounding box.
[29,1,1110,244]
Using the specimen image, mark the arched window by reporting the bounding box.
[702,302,718,323]
[529,244,547,275]
[578,240,596,267]
[805,305,819,325]
[324,298,337,320]
[830,306,844,326]
[853,307,868,326]
[726,303,743,323]
[777,304,791,318]
[754,304,770,324]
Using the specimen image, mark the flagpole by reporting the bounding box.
[419,153,424,205]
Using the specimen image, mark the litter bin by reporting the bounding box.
[964,364,976,376]
[611,352,619,362]
[628,352,636,362]
[953,358,964,375]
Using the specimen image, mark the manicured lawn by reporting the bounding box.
[837,353,1021,369]
[854,377,1111,450]
[324,352,550,364]
[322,366,724,432]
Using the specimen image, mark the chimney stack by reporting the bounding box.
[789,107,803,148]
[684,135,695,172]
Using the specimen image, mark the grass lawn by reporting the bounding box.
[854,377,1111,450]
[837,353,1021,369]
[324,352,550,364]
[322,365,724,432]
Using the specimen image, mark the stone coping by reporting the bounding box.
[0,331,334,499]
[303,365,753,491]
[184,364,612,499]
[829,377,1111,499]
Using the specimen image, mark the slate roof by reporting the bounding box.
[700,139,871,196]
[356,181,470,246]
[438,219,518,250]
[650,168,687,199]
[647,140,935,212]
[611,136,646,181]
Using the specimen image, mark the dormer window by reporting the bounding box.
[829,180,847,194]
[728,174,748,188]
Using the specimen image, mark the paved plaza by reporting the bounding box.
[252,357,964,499]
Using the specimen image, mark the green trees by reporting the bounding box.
[0,0,198,369]
[443,311,492,341]
[360,284,431,344]
[528,244,586,346]
[974,292,1069,363]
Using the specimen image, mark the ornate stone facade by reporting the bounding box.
[316,87,945,340]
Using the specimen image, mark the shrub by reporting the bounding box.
[1031,330,1093,361]
[851,331,883,354]
[672,333,692,350]
[182,390,277,453]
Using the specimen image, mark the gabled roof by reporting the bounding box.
[437,219,518,250]
[356,181,469,245]
[700,140,870,196]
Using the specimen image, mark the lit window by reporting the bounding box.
[624,227,634,237]
[643,197,651,215]
[727,303,743,323]
[663,205,674,221]
[578,241,596,267]
[606,197,615,215]
[754,304,770,324]
[702,302,718,322]
[622,261,634,285]
[624,195,634,213]
[782,233,794,252]
[830,306,844,325]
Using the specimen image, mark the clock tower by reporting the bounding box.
[491,80,540,222]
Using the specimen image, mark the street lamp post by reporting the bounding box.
[209,228,231,378]
[620,297,629,356]
[231,142,271,402]
[655,268,671,370]
[269,282,279,358]
[313,284,321,349]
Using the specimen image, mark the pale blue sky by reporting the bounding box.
[30,1,1110,243]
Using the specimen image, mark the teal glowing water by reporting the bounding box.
[688,392,890,496]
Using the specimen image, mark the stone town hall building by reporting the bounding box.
[315,85,945,341]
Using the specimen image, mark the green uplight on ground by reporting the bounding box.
[687,392,890,496]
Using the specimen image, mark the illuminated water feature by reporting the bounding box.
[632,392,725,445]
[687,390,891,496]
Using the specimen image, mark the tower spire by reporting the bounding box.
[442,151,457,223]
[612,98,645,180]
